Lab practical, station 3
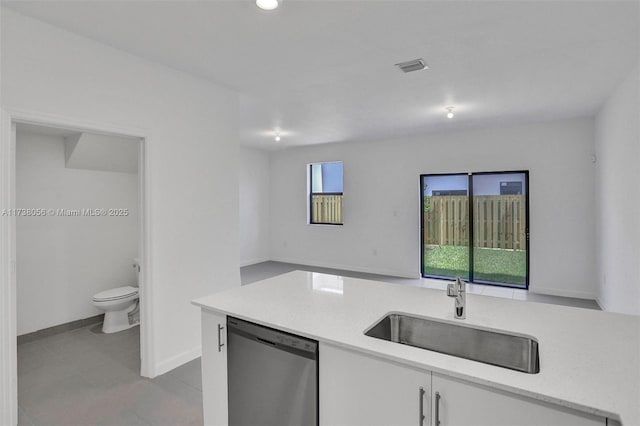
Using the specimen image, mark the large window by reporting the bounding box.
[309,161,343,225]
[421,171,529,288]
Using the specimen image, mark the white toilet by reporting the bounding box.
[92,258,140,334]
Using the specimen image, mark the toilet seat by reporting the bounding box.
[92,286,138,302]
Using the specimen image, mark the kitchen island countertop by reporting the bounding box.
[193,271,640,425]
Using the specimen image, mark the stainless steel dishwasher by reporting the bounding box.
[227,316,318,426]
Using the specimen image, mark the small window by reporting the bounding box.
[309,161,343,225]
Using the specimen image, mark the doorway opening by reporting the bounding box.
[0,109,153,426]
[16,121,143,422]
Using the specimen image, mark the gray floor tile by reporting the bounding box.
[80,358,143,389]
[29,388,151,426]
[17,322,203,426]
[19,367,67,401]
[18,404,34,426]
[17,342,52,378]
[19,372,101,420]
[107,349,142,374]
[132,376,203,426]
[167,358,202,391]
[240,261,298,284]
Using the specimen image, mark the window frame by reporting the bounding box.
[420,170,530,289]
[309,162,344,226]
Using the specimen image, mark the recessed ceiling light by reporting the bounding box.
[256,0,279,10]
[275,135,281,142]
[395,58,428,73]
[446,106,455,119]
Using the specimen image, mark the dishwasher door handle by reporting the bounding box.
[218,324,225,352]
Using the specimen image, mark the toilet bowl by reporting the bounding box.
[92,258,141,333]
[93,286,139,333]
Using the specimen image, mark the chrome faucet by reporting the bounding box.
[446,277,466,319]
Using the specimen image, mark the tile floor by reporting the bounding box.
[17,260,599,425]
[18,325,203,426]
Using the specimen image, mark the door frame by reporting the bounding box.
[0,107,155,426]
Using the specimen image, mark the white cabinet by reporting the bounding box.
[320,343,606,426]
[430,373,605,426]
[320,343,431,426]
[201,310,227,426]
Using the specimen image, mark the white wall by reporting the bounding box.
[239,147,270,266]
[595,61,640,315]
[1,8,240,374]
[16,130,138,335]
[270,117,597,299]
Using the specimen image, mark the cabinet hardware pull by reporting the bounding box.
[419,387,426,426]
[217,324,225,352]
[435,391,441,426]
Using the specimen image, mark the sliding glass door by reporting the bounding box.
[421,171,529,288]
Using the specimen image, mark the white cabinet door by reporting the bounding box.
[320,343,431,426]
[201,311,228,426]
[431,373,605,426]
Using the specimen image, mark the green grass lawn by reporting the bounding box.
[423,244,526,285]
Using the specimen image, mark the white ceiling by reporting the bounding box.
[4,1,639,149]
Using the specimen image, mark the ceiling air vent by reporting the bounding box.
[395,58,428,73]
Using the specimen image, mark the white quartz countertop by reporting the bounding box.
[193,271,640,425]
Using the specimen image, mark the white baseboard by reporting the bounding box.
[529,286,596,300]
[240,257,270,268]
[270,256,418,279]
[154,346,202,377]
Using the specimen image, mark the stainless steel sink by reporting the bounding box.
[364,313,540,374]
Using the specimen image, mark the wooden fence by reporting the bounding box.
[424,195,526,250]
[312,194,343,224]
